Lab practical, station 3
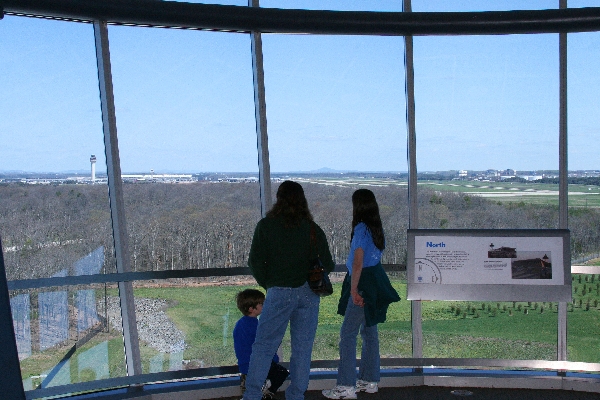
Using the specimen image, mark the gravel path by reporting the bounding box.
[101,297,186,353]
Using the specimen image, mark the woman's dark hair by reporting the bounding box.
[266,180,313,227]
[351,189,385,251]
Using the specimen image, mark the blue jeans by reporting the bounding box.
[337,297,380,386]
[242,283,320,400]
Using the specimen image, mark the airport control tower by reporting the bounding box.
[90,155,97,183]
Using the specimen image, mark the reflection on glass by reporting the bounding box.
[13,284,126,391]
[115,278,409,373]
[39,283,69,351]
[5,219,123,390]
[77,289,100,334]
[150,354,164,373]
[74,246,105,276]
[11,294,32,359]
[130,287,200,373]
[41,359,71,388]
[78,342,110,381]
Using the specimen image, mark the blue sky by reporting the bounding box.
[1,1,599,174]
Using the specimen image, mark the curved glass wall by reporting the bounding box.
[261,32,409,359]
[412,31,561,359]
[1,2,600,399]
[414,32,561,226]
[0,15,123,391]
[106,25,260,373]
[261,33,408,263]
[567,30,600,364]
[108,25,260,274]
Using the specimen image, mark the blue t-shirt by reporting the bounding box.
[345,222,383,274]
[233,315,278,374]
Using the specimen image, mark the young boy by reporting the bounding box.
[233,289,289,399]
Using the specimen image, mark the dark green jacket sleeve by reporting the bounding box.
[248,219,268,289]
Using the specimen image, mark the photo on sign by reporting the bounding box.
[487,243,517,258]
[511,252,552,280]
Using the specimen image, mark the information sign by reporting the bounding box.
[407,229,571,302]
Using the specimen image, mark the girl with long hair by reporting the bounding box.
[323,189,400,399]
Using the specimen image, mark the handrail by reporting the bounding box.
[8,264,394,290]
[3,0,600,35]
[6,264,405,290]
[9,263,600,291]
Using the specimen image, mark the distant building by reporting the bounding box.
[90,155,97,183]
[518,174,543,181]
[499,169,516,180]
[121,174,195,183]
[488,246,517,258]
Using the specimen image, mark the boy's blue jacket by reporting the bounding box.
[337,262,400,327]
[233,315,278,374]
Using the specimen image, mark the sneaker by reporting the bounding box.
[356,380,378,394]
[261,380,275,400]
[262,391,276,400]
[322,385,357,399]
[261,379,272,395]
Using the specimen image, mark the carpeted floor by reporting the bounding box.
[264,386,600,400]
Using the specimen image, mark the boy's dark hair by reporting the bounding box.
[236,289,265,316]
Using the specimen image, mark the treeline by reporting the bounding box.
[1,181,599,281]
[537,177,600,186]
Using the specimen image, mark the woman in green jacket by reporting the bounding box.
[244,181,334,400]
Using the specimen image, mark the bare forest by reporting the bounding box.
[1,181,600,281]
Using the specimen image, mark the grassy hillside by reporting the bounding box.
[20,274,600,386]
[135,276,600,368]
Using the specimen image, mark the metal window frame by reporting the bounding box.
[558,0,569,363]
[1,0,598,398]
[249,0,272,217]
[3,1,600,35]
[0,242,26,399]
[94,20,142,377]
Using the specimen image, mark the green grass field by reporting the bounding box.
[417,181,600,207]
[297,177,600,207]
[21,272,600,386]
[140,277,600,366]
